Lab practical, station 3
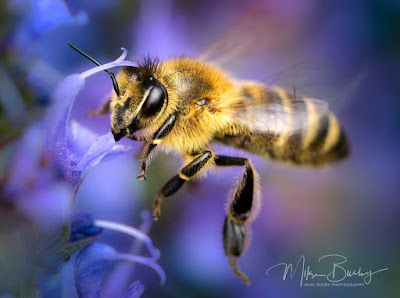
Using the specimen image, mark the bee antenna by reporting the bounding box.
[68,42,120,97]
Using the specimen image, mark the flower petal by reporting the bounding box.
[73,132,115,172]
[33,0,88,34]
[44,74,85,173]
[69,210,103,243]
[73,243,116,298]
[5,123,43,195]
[17,182,72,231]
[101,144,134,163]
[122,281,145,298]
[67,120,98,165]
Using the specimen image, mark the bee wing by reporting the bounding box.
[232,97,329,135]
[198,9,272,66]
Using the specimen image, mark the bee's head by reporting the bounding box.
[67,44,167,141]
[111,63,168,141]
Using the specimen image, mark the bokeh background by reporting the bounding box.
[1,0,400,297]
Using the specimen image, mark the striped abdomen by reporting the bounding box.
[217,84,349,166]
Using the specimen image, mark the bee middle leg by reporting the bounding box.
[153,150,213,220]
[215,155,260,286]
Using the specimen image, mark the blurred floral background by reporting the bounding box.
[1,0,400,297]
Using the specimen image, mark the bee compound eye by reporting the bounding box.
[140,86,165,118]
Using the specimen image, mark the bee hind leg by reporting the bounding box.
[153,150,213,220]
[215,155,260,286]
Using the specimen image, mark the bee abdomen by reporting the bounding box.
[289,111,349,166]
[268,96,349,166]
[217,88,349,166]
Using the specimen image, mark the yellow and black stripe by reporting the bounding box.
[217,84,349,167]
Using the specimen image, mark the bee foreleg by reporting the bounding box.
[88,97,112,116]
[153,150,213,220]
[127,134,147,142]
[137,113,178,180]
[137,142,158,180]
[215,155,259,286]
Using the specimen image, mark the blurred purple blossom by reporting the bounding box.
[2,123,72,230]
[1,119,105,295]
[0,204,102,295]
[0,25,164,294]
[74,214,165,297]
[39,46,166,295]
[5,0,89,99]
[32,0,87,33]
[10,0,88,56]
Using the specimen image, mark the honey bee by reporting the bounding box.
[69,40,349,285]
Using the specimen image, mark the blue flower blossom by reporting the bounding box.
[5,0,89,101]
[0,202,101,295]
[1,125,102,295]
[2,123,72,230]
[41,47,165,295]
[1,41,164,296]
[43,48,137,187]
[10,0,88,56]
[33,0,88,33]
[73,212,165,297]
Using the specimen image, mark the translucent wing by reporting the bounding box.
[231,95,329,135]
[198,7,365,114]
[198,9,272,67]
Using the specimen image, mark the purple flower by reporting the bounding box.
[0,200,102,295]
[43,48,137,187]
[1,44,165,296]
[1,124,103,295]
[43,48,165,296]
[5,0,89,99]
[74,213,165,297]
[10,0,88,55]
[2,123,72,230]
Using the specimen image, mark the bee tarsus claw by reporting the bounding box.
[152,213,160,221]
[137,174,146,180]
[152,204,161,220]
